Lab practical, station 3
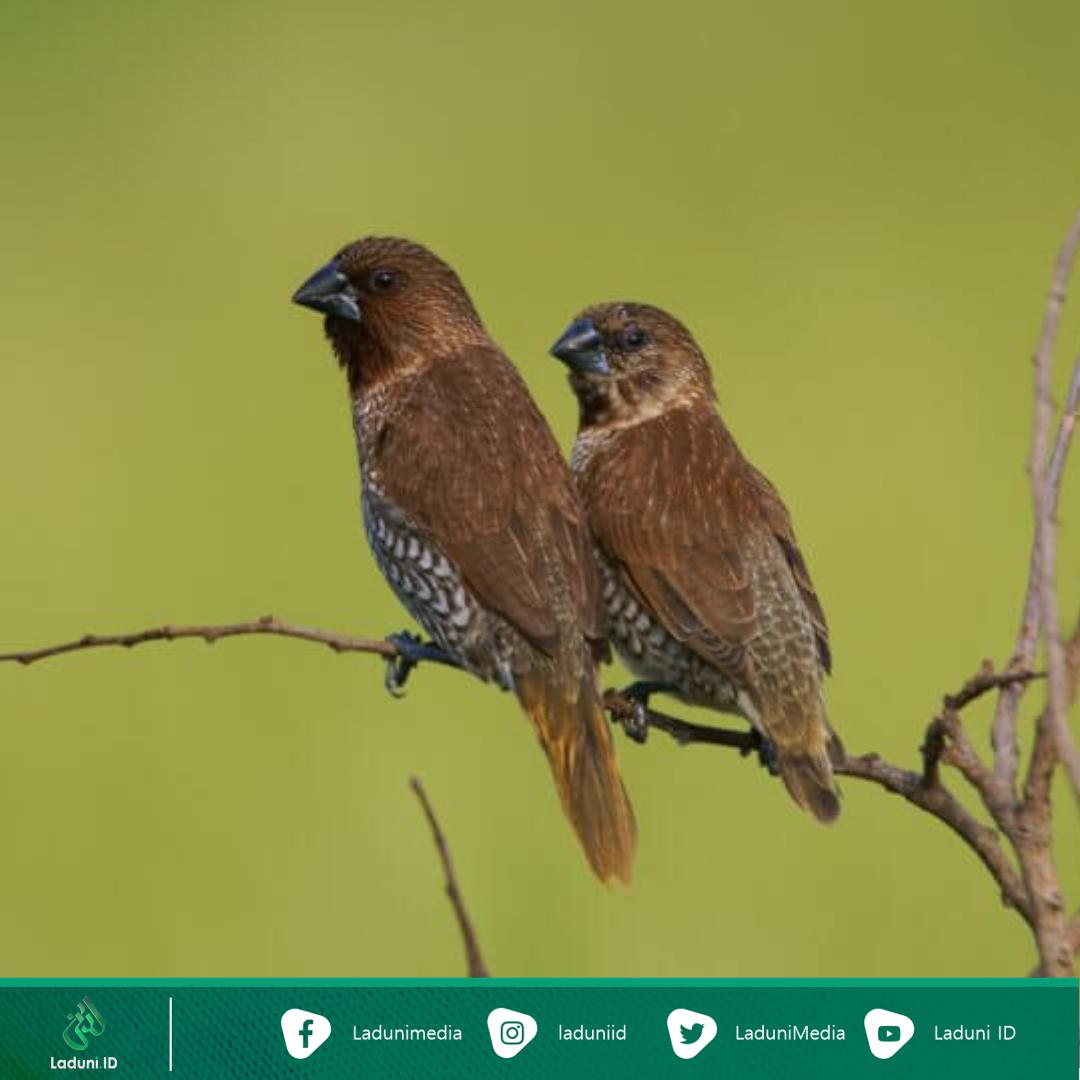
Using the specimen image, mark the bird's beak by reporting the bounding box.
[292,259,362,322]
[550,317,611,376]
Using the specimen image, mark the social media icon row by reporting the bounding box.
[281,1005,916,1061]
[485,1008,711,1060]
[485,1007,914,1061]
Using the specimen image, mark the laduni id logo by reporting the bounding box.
[63,997,106,1052]
[52,997,118,1071]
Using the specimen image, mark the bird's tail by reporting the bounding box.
[769,701,843,825]
[516,663,637,883]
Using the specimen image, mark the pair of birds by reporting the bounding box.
[293,236,843,884]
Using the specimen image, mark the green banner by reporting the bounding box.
[0,978,1074,1077]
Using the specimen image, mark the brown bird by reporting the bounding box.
[551,302,842,822]
[292,237,636,880]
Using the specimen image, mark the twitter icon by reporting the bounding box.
[667,1008,718,1059]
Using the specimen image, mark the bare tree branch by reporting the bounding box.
[1024,610,1080,811]
[1031,909,1080,977]
[0,615,397,666]
[993,205,1080,789]
[1015,607,1080,978]
[1031,360,1080,806]
[837,752,1033,926]
[409,777,490,978]
[0,616,1050,946]
[606,669,1037,929]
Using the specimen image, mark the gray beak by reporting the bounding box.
[292,259,361,322]
[550,317,611,376]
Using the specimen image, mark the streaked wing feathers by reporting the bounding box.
[580,407,829,681]
[374,345,603,656]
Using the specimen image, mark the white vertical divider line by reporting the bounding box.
[168,996,173,1072]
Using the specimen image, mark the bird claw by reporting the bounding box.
[615,681,674,744]
[623,699,649,744]
[383,631,425,698]
[383,631,465,697]
[756,735,781,776]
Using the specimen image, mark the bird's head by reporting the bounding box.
[550,302,715,428]
[292,236,484,390]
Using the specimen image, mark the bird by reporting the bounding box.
[292,236,636,881]
[550,302,842,823]
[680,1023,705,1044]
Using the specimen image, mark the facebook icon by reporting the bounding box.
[281,1009,332,1059]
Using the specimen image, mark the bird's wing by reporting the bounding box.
[744,463,831,673]
[581,407,829,681]
[374,346,603,658]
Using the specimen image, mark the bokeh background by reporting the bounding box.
[2,0,1079,978]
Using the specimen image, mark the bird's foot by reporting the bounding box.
[383,631,462,698]
[616,681,676,744]
[756,735,781,776]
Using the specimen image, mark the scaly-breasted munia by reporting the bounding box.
[293,237,636,880]
[551,302,842,822]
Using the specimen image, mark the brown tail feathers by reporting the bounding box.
[517,665,636,883]
[776,749,841,823]
[760,686,842,820]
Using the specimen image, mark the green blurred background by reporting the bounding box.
[2,0,1079,978]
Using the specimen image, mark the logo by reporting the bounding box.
[281,1009,332,1060]
[486,1008,538,1058]
[63,997,106,1052]
[863,1009,914,1059]
[666,1008,718,1059]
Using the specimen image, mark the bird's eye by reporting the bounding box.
[369,267,400,292]
[622,325,649,351]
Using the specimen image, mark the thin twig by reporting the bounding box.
[934,665,1044,831]
[836,753,1032,926]
[0,615,398,665]
[409,777,489,978]
[993,205,1080,788]
[944,666,1044,711]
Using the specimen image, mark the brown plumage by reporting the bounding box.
[292,237,635,881]
[551,302,842,823]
